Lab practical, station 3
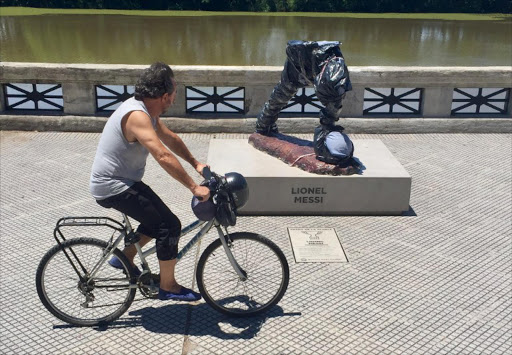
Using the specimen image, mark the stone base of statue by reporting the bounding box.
[207,139,411,215]
[248,133,360,175]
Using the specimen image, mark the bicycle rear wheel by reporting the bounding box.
[196,232,289,317]
[35,237,136,326]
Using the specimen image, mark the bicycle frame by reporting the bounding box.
[134,215,247,281]
[53,213,247,283]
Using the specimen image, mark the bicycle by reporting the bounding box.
[35,168,290,327]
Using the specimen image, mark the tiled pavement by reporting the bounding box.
[0,131,510,354]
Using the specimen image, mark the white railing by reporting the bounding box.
[0,62,511,118]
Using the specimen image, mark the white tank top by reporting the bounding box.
[89,97,157,200]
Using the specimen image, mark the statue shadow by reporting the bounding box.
[351,156,366,173]
[272,133,313,147]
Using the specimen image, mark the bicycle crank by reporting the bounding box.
[138,273,160,298]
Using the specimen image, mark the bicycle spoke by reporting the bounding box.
[37,238,136,326]
[206,276,240,285]
[198,233,289,316]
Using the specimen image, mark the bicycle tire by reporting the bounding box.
[35,237,136,326]
[196,232,289,317]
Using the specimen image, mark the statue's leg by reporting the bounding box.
[315,57,351,130]
[319,103,342,128]
[256,60,301,135]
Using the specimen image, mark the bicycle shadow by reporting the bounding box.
[79,301,300,339]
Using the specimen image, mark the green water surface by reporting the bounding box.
[1,8,510,66]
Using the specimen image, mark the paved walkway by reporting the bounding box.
[0,131,510,355]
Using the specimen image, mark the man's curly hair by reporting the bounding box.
[134,62,175,100]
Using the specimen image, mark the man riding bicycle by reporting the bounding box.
[90,62,209,302]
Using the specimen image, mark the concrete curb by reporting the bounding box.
[0,114,511,134]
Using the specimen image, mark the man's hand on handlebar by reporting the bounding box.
[192,184,210,202]
[195,163,210,177]
[190,162,211,201]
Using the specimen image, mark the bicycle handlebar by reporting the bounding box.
[199,166,232,203]
[195,166,224,202]
[202,166,212,181]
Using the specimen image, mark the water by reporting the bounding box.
[1,12,511,66]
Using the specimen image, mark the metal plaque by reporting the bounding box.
[287,228,348,263]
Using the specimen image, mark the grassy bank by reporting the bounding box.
[1,7,510,21]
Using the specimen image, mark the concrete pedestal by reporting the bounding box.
[207,139,412,215]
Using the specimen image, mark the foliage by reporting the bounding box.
[1,0,510,13]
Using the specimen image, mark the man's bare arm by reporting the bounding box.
[126,112,209,199]
[155,119,207,175]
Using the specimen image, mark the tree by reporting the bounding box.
[0,0,510,12]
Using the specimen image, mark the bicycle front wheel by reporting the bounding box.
[196,232,289,317]
[35,237,136,326]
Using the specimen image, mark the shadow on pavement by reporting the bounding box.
[54,302,300,340]
[128,303,300,339]
[402,206,417,216]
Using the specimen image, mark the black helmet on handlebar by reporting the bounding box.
[214,172,249,227]
[224,172,249,209]
[191,170,249,226]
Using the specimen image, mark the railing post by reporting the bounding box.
[341,86,365,117]
[165,83,186,116]
[62,82,96,115]
[422,87,454,117]
[245,85,273,116]
[0,84,5,112]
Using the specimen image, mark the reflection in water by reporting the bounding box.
[0,14,510,66]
